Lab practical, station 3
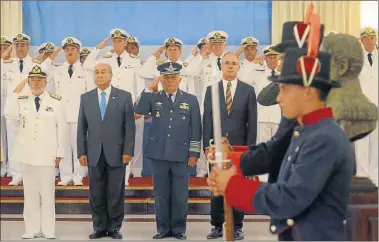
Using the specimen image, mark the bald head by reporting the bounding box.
[221,52,240,81]
[94,62,112,90]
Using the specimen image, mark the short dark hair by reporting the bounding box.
[316,87,331,102]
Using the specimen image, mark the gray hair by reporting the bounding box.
[95,62,113,77]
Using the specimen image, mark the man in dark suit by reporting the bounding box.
[203,52,257,240]
[77,62,136,240]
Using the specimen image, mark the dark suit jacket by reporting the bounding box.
[203,80,257,149]
[77,86,136,167]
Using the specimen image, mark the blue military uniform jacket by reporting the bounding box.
[134,89,202,162]
[252,113,354,240]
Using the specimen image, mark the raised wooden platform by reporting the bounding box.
[1,177,214,215]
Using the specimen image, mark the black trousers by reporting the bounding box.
[88,148,126,232]
[210,195,244,230]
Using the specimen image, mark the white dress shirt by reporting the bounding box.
[97,85,112,107]
[222,79,237,102]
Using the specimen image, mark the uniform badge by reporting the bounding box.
[46,107,54,112]
[180,103,189,110]
[207,64,212,67]
[155,102,163,107]
[182,116,186,120]
[156,111,160,118]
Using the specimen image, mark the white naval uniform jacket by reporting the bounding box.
[185,53,224,114]
[83,49,145,103]
[2,55,35,102]
[4,91,67,166]
[238,59,263,88]
[139,55,196,95]
[253,65,281,124]
[52,61,93,123]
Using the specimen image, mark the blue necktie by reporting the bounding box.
[100,91,107,120]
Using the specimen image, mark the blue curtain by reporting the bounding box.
[23,1,272,47]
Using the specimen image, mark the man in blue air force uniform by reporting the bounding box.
[134,62,202,240]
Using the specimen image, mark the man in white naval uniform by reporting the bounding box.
[4,64,67,239]
[0,36,12,177]
[140,37,196,95]
[2,33,41,185]
[48,37,92,186]
[253,45,281,144]
[125,36,140,56]
[355,27,378,186]
[185,31,228,177]
[83,29,145,181]
[37,42,57,94]
[236,37,262,87]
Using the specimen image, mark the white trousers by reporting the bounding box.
[129,119,144,178]
[22,164,56,236]
[355,125,378,187]
[60,122,87,181]
[257,122,279,182]
[1,115,8,177]
[6,119,22,179]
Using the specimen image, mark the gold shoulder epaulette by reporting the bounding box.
[203,55,209,59]
[183,62,188,67]
[252,59,261,64]
[103,53,112,58]
[49,93,62,101]
[18,95,28,99]
[129,54,138,59]
[32,58,43,64]
[156,59,165,65]
[3,59,13,64]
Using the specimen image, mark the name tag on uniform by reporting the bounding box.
[180,103,189,110]
[46,107,54,112]
[77,76,84,79]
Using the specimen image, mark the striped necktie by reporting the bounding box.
[225,82,232,115]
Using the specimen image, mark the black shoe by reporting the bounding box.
[108,231,122,239]
[89,231,107,239]
[152,232,172,239]
[234,229,244,240]
[207,227,223,239]
[173,233,187,240]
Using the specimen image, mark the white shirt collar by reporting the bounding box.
[32,91,46,100]
[16,55,31,62]
[98,85,112,96]
[114,51,127,59]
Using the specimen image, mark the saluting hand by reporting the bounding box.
[49,46,62,60]
[122,154,132,164]
[79,155,88,166]
[1,45,12,60]
[148,76,161,91]
[97,37,111,49]
[200,43,211,57]
[188,157,198,166]
[235,44,247,57]
[153,46,165,59]
[55,157,62,168]
[192,45,198,56]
